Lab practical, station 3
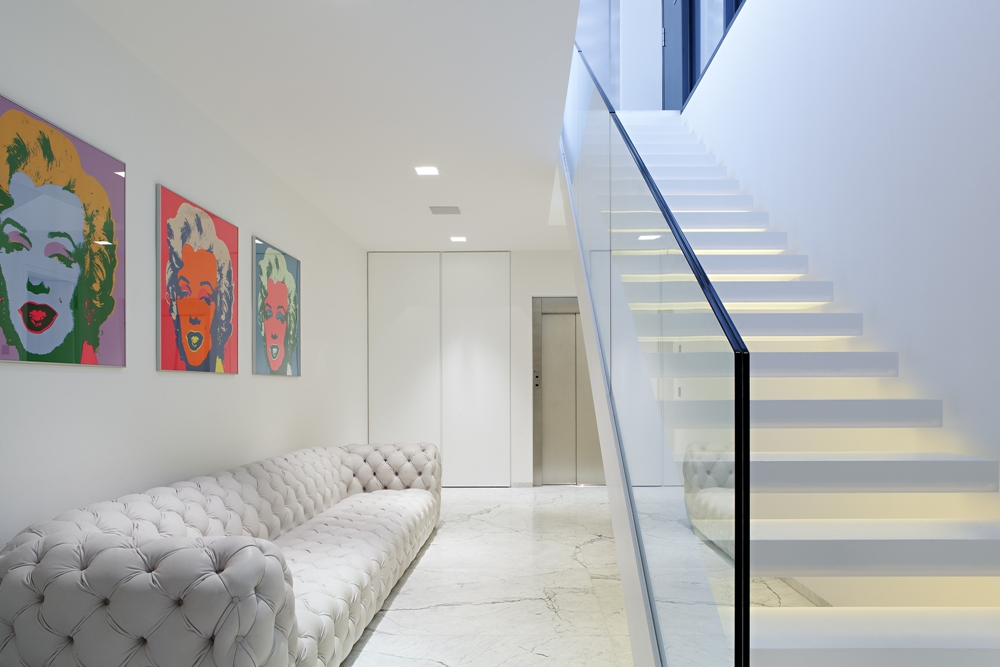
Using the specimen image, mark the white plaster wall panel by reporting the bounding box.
[368,253,442,446]
[441,252,511,487]
[0,2,368,547]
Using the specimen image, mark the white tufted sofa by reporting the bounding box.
[0,443,440,667]
[682,441,735,559]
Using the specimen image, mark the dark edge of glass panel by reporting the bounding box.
[575,42,751,667]
[559,139,666,667]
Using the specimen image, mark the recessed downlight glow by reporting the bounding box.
[638,235,661,241]
[451,236,467,242]
[416,166,439,176]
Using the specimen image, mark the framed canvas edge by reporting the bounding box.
[251,235,301,378]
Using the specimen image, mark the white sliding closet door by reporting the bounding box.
[368,253,441,445]
[441,252,511,487]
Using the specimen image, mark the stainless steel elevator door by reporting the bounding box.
[534,297,604,486]
[541,313,577,484]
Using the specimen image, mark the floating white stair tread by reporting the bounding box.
[609,210,769,232]
[613,231,785,252]
[663,398,943,427]
[750,519,1000,576]
[633,312,863,338]
[621,153,718,167]
[629,142,708,155]
[646,165,727,179]
[751,607,1000,666]
[625,280,834,305]
[600,177,739,195]
[617,253,807,276]
[750,452,998,492]
[656,179,741,195]
[644,351,898,378]
[624,131,700,144]
[610,193,753,213]
[663,194,753,211]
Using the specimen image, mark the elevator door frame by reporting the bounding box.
[533,296,603,486]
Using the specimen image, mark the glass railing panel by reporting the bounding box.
[606,108,737,667]
[563,49,613,368]
[564,44,748,667]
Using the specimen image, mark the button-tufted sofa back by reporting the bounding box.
[682,441,736,495]
[1,444,446,559]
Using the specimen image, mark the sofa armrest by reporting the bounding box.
[341,443,441,498]
[0,533,297,667]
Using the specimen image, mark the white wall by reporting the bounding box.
[510,250,579,485]
[0,2,368,545]
[682,0,1000,459]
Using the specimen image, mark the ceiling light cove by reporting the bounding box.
[638,235,662,241]
[450,237,467,243]
[415,166,439,176]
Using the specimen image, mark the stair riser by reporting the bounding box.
[625,281,834,305]
[750,648,1000,667]
[608,210,769,231]
[644,352,899,378]
[611,231,785,252]
[750,461,999,493]
[662,400,942,428]
[617,253,806,276]
[750,540,1000,576]
[632,313,864,339]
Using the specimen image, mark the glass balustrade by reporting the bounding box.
[563,44,749,666]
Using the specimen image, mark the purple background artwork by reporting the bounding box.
[0,95,126,365]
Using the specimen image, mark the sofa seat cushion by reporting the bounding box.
[273,489,438,667]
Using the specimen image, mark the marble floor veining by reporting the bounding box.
[343,486,635,667]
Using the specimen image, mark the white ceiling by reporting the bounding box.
[72,0,580,252]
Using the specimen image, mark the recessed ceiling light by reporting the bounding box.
[114,171,125,178]
[415,166,439,176]
[450,236,467,243]
[638,235,662,240]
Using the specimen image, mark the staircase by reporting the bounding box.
[615,110,1000,666]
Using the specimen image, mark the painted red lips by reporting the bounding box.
[18,302,57,333]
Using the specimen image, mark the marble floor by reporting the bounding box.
[343,485,813,667]
[343,486,634,667]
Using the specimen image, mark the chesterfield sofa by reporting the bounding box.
[0,443,440,667]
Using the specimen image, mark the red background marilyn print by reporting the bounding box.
[158,186,239,373]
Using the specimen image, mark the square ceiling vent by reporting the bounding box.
[430,206,461,215]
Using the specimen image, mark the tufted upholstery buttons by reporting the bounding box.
[683,441,736,560]
[0,442,441,667]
